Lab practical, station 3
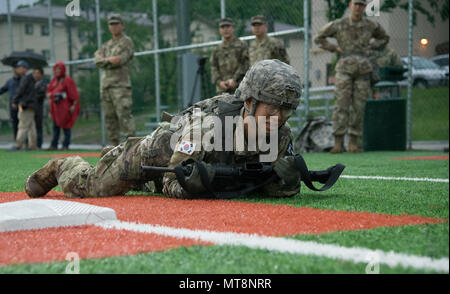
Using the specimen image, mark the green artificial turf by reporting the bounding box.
[0,149,448,274]
[0,242,444,274]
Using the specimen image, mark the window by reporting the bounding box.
[42,50,50,61]
[25,23,34,35]
[41,24,49,36]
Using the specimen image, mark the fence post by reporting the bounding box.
[153,0,161,123]
[7,0,13,52]
[220,0,226,19]
[407,0,413,150]
[48,0,55,64]
[95,0,106,146]
[302,0,310,131]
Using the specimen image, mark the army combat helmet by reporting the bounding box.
[235,59,302,117]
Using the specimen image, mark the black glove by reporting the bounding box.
[182,160,216,194]
[273,156,301,186]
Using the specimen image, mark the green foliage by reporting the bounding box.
[325,0,449,24]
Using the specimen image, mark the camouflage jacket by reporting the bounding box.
[94,34,135,89]
[369,47,403,68]
[249,36,290,66]
[210,37,249,94]
[159,94,299,199]
[314,16,389,75]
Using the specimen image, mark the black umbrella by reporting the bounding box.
[1,51,48,68]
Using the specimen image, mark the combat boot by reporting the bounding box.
[330,135,344,154]
[25,158,65,198]
[348,135,363,153]
[100,145,115,157]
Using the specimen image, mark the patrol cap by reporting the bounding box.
[251,15,267,25]
[219,18,233,27]
[15,60,30,69]
[108,14,123,24]
[352,0,367,4]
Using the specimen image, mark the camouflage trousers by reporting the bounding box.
[57,124,174,198]
[332,71,371,137]
[101,87,136,146]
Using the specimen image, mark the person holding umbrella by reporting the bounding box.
[1,51,48,143]
[46,62,80,151]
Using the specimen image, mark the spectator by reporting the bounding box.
[249,15,290,66]
[94,14,136,146]
[47,62,80,151]
[11,61,38,151]
[210,18,249,94]
[0,61,27,141]
[33,68,47,149]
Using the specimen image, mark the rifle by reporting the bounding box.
[142,155,345,198]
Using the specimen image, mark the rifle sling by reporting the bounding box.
[294,155,345,192]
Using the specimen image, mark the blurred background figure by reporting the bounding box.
[249,15,290,66]
[210,18,249,94]
[11,60,37,150]
[32,68,47,150]
[47,62,80,151]
[94,14,135,146]
[0,62,26,141]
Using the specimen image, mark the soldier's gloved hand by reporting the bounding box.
[183,161,216,194]
[273,156,301,186]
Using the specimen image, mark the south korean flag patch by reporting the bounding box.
[177,140,196,156]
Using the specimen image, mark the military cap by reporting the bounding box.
[108,14,123,24]
[251,15,267,25]
[15,60,30,69]
[352,0,367,4]
[219,18,233,27]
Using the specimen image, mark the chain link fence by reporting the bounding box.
[0,0,448,148]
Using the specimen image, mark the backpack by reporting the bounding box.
[294,117,334,153]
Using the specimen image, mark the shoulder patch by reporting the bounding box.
[177,140,196,156]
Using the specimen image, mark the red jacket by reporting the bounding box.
[47,62,80,129]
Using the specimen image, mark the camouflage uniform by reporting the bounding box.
[249,15,290,66]
[314,15,389,137]
[94,14,136,146]
[369,47,403,68]
[249,36,290,66]
[41,60,302,199]
[210,37,249,94]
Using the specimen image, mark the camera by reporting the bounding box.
[54,92,67,104]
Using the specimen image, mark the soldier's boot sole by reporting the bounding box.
[348,135,363,153]
[25,158,65,198]
[330,135,344,154]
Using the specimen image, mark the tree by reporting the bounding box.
[325,0,449,26]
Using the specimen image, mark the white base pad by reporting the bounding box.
[0,199,117,232]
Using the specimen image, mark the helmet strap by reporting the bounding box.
[244,99,258,116]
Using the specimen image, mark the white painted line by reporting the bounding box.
[95,220,449,273]
[341,175,449,183]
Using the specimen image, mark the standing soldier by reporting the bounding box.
[210,18,249,94]
[249,15,290,66]
[94,14,136,146]
[314,0,389,153]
